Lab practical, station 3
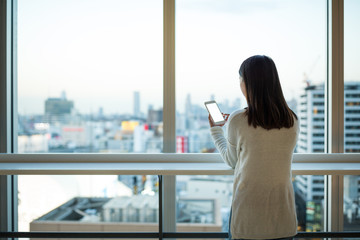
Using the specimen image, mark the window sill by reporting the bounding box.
[0,153,360,175]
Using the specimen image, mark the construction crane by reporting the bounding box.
[303,55,321,87]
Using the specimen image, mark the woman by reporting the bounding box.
[209,55,299,240]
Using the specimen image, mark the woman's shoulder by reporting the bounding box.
[293,113,300,131]
[227,109,247,126]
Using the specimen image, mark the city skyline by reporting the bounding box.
[16,82,360,232]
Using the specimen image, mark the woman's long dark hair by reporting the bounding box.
[239,55,297,130]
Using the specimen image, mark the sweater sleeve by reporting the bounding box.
[210,126,238,169]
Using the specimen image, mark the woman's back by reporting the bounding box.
[232,109,298,238]
[210,109,299,239]
[209,55,299,239]
[229,109,298,183]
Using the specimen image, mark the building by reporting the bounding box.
[296,82,360,230]
[298,82,360,154]
[297,84,325,154]
[147,108,163,124]
[44,92,74,124]
[30,196,222,240]
[133,91,141,118]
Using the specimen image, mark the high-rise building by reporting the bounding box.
[296,82,360,229]
[298,82,360,154]
[345,84,360,153]
[133,91,140,118]
[298,84,325,154]
[44,92,74,124]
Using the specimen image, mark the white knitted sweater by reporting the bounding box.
[210,109,299,239]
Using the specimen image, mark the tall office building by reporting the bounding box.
[297,84,325,154]
[44,92,74,124]
[133,91,140,118]
[344,83,360,153]
[298,82,360,154]
[296,82,360,229]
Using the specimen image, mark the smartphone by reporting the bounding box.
[204,100,226,125]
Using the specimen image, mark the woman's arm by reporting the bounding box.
[210,126,238,169]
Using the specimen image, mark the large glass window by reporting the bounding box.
[176,175,233,232]
[4,0,357,237]
[19,175,159,234]
[17,0,163,154]
[175,0,327,153]
[17,0,163,233]
[175,0,327,232]
[176,174,324,232]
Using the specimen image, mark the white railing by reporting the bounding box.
[0,153,360,175]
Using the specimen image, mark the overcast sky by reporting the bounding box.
[17,0,360,115]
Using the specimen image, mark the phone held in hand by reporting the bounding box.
[204,100,225,125]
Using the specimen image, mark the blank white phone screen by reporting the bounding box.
[207,103,224,122]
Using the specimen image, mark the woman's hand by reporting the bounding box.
[208,113,230,127]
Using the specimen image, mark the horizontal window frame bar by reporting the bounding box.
[1,162,360,175]
[1,154,360,175]
[0,153,360,163]
[1,231,360,238]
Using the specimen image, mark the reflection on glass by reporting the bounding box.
[17,0,163,154]
[19,175,159,232]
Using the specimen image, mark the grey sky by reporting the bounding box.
[18,0,359,115]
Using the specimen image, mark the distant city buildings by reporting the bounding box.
[30,196,222,237]
[17,83,360,232]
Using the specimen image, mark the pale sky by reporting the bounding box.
[17,0,360,115]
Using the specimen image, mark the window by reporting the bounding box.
[17,0,163,232]
[175,0,326,232]
[19,175,160,232]
[1,0,359,237]
[176,0,326,154]
[18,0,163,154]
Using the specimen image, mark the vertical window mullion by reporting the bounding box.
[163,0,175,154]
[0,0,18,234]
[163,0,176,236]
[329,0,344,154]
[327,0,344,233]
